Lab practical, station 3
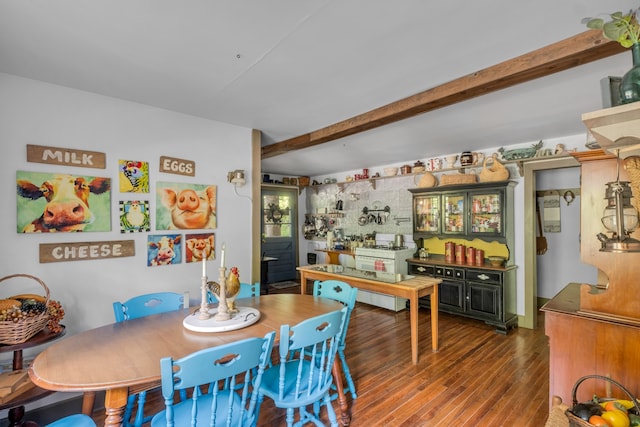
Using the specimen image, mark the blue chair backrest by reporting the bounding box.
[276,307,348,404]
[313,280,357,347]
[156,331,275,426]
[207,282,259,304]
[113,291,188,322]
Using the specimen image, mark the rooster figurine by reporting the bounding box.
[225,267,241,313]
[206,266,241,314]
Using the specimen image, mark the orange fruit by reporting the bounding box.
[590,414,613,426]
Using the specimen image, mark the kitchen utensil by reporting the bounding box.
[400,165,412,175]
[536,200,548,255]
[394,234,404,247]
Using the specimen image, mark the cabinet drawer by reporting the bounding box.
[409,264,435,276]
[444,267,465,280]
[434,266,445,276]
[466,269,502,285]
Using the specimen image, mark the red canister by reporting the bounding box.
[475,249,485,266]
[445,241,455,262]
[466,247,476,265]
[455,244,466,264]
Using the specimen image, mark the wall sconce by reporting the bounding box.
[596,151,640,252]
[227,170,246,187]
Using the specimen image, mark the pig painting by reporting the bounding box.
[148,234,182,266]
[16,171,111,233]
[156,182,217,230]
[185,233,215,263]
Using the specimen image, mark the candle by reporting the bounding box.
[202,256,206,277]
[220,243,226,268]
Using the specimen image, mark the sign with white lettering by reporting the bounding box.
[159,156,195,176]
[39,240,135,263]
[26,144,106,169]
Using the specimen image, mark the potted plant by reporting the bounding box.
[583,7,640,104]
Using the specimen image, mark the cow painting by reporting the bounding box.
[148,234,182,266]
[16,171,111,233]
[156,182,217,230]
[185,233,215,263]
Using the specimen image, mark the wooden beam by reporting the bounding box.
[262,30,625,159]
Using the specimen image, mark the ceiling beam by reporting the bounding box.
[262,30,625,159]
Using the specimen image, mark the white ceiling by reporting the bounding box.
[0,0,636,177]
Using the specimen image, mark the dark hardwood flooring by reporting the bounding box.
[90,283,550,426]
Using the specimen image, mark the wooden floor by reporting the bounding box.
[91,283,551,427]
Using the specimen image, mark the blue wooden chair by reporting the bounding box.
[45,414,96,427]
[150,331,275,427]
[207,282,260,303]
[313,279,359,400]
[112,291,189,427]
[257,307,348,427]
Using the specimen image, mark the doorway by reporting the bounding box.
[261,186,298,283]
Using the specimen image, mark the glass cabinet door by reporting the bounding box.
[414,194,441,234]
[443,193,465,234]
[469,191,503,236]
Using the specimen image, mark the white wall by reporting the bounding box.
[536,167,598,299]
[0,73,254,340]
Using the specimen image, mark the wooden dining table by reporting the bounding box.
[28,294,344,426]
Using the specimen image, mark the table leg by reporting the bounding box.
[82,391,96,415]
[409,294,419,365]
[104,387,128,427]
[430,285,439,353]
[332,360,351,426]
[300,272,308,295]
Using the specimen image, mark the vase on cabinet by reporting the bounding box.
[620,43,640,104]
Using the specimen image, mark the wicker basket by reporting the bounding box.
[0,274,50,345]
[566,375,640,427]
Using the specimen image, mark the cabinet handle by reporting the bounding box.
[477,273,490,281]
[417,266,426,272]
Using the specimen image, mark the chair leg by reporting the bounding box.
[121,394,137,427]
[338,350,357,399]
[286,407,295,427]
[323,393,339,427]
[133,391,148,427]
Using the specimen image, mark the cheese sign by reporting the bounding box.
[26,144,106,169]
[159,155,196,176]
[39,240,135,263]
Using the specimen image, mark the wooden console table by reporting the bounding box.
[297,264,440,364]
[0,326,65,426]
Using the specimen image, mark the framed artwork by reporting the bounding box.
[16,171,111,233]
[156,181,217,230]
[119,200,150,233]
[148,234,182,266]
[119,160,149,193]
[185,233,215,263]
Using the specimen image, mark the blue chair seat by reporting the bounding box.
[46,414,96,427]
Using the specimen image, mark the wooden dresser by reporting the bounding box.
[542,103,640,406]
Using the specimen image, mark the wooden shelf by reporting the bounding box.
[582,102,640,157]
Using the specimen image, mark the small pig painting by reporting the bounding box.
[156,182,217,230]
